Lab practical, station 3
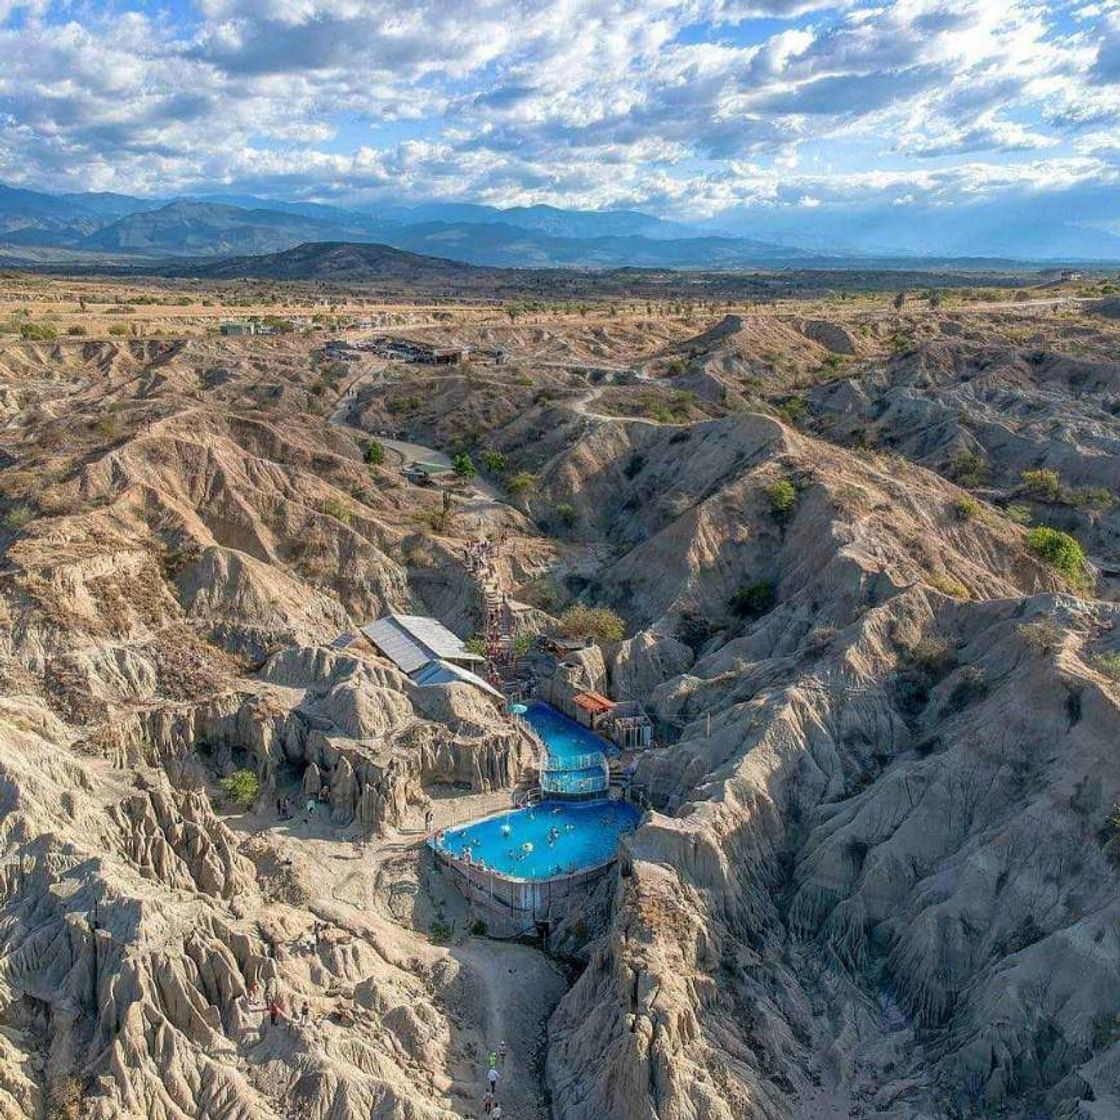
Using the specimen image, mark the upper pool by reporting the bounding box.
[522,700,612,764]
[432,798,641,880]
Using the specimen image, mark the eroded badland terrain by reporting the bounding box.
[1,272,1120,1120]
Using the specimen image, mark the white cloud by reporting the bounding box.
[0,0,1114,224]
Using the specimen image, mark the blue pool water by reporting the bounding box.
[523,700,612,763]
[433,799,641,880]
[523,700,611,795]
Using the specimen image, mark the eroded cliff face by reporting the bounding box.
[535,327,1120,1119]
[2,305,1120,1120]
[0,336,543,1119]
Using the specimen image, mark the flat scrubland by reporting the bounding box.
[1,273,1120,1120]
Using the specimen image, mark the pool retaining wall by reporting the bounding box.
[433,846,618,938]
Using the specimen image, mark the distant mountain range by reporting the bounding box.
[0,185,814,269]
[0,182,1116,269]
[176,240,496,284]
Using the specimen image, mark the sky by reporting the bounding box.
[0,0,1118,228]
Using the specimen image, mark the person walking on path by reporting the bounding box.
[424,808,434,832]
[490,1104,502,1119]
[487,1066,500,1094]
[498,1040,507,1065]
[482,1089,494,1115]
[267,997,284,1027]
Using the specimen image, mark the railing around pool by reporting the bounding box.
[540,751,605,773]
[540,770,609,796]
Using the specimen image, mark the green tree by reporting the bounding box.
[452,452,477,481]
[220,769,260,809]
[1021,469,1063,502]
[767,478,798,519]
[1027,526,1090,588]
[365,440,386,466]
[556,605,626,644]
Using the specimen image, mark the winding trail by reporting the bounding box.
[330,365,501,501]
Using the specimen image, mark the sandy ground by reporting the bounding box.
[450,939,567,1120]
[224,777,563,1119]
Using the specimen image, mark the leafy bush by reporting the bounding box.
[470,918,488,936]
[554,503,578,528]
[906,635,956,676]
[776,397,806,425]
[506,470,535,498]
[1021,468,1063,502]
[322,497,353,525]
[4,505,35,530]
[767,478,798,519]
[948,450,989,488]
[108,324,129,337]
[481,450,507,473]
[452,452,477,481]
[1094,651,1120,683]
[1026,526,1089,587]
[19,322,57,341]
[1073,487,1113,510]
[365,440,386,466]
[951,496,980,521]
[429,918,454,945]
[1018,617,1066,655]
[729,580,776,618]
[556,604,626,644]
[1004,502,1032,525]
[220,769,260,809]
[929,572,969,599]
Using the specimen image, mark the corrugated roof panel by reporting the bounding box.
[393,614,483,662]
[360,614,483,674]
[360,617,431,674]
[571,691,615,714]
[412,659,503,699]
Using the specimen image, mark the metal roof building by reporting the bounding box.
[412,659,503,700]
[360,614,484,676]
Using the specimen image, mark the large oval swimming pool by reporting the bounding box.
[431,798,641,881]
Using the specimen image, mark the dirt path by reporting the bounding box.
[569,381,660,425]
[330,369,502,501]
[450,939,567,1120]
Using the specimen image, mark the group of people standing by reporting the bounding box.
[480,1040,507,1116]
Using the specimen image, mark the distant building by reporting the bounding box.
[219,321,254,336]
[359,336,468,365]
